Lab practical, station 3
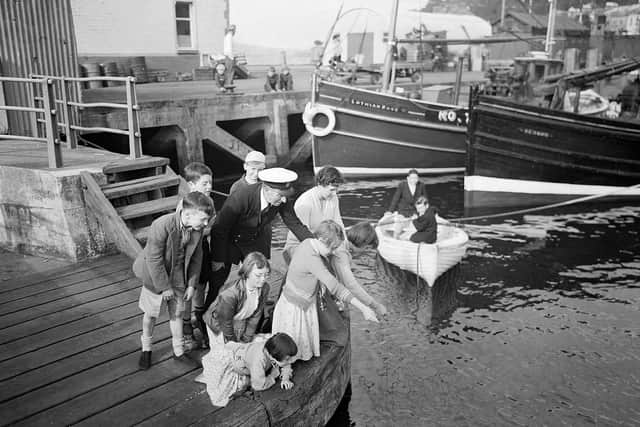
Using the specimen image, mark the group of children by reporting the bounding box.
[133,159,434,407]
[133,154,303,405]
[264,66,294,92]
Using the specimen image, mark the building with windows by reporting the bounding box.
[604,4,640,35]
[71,0,228,74]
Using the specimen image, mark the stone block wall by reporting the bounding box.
[0,166,115,261]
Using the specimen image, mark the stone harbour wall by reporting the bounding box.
[0,165,115,261]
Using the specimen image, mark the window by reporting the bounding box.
[175,1,193,49]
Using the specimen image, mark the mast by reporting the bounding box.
[381,0,400,92]
[545,0,557,56]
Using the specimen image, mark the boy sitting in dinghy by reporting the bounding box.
[387,196,438,244]
[409,196,437,244]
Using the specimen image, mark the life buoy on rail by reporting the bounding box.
[302,103,335,137]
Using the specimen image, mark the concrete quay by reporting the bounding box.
[80,68,485,175]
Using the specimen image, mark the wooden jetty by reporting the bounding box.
[0,252,351,426]
[1,74,350,426]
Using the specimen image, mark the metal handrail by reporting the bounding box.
[35,97,135,110]
[0,134,47,142]
[0,76,44,83]
[67,101,132,110]
[3,74,143,167]
[0,105,44,113]
[31,74,134,83]
[69,124,130,135]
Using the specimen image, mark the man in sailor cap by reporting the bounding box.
[207,168,313,307]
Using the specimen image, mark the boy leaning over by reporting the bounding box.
[133,191,215,370]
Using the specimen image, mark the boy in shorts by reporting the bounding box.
[181,162,216,350]
[133,191,214,369]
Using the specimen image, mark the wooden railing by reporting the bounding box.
[0,75,142,168]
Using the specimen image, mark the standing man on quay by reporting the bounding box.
[207,168,313,307]
[223,24,236,87]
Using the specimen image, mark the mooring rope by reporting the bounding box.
[342,182,640,225]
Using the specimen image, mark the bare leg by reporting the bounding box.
[169,314,184,357]
[141,313,156,350]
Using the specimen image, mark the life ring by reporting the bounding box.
[303,103,335,137]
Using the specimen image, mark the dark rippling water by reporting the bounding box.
[265,172,640,427]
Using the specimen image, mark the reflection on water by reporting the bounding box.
[268,174,640,426]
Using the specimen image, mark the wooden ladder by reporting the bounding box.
[81,156,186,259]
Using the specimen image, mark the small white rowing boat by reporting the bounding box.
[375,215,469,286]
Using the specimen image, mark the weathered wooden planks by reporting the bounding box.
[0,252,349,427]
[0,303,140,363]
[0,255,127,294]
[0,319,171,399]
[0,275,138,322]
[0,288,141,343]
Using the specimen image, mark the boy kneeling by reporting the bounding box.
[134,191,215,369]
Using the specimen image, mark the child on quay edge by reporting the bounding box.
[181,162,216,350]
[196,332,297,407]
[264,66,279,92]
[279,67,293,91]
[133,191,214,370]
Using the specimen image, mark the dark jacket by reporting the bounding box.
[211,183,313,265]
[229,175,255,195]
[388,181,428,215]
[264,75,279,92]
[203,278,270,343]
[132,209,204,293]
[176,194,217,285]
[279,73,293,91]
[410,206,437,244]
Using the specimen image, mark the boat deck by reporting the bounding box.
[0,252,314,426]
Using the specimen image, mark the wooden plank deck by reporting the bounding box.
[0,139,134,170]
[0,252,300,426]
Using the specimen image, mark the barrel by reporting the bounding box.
[103,61,122,87]
[82,62,103,89]
[129,56,149,83]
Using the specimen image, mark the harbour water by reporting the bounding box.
[267,172,640,426]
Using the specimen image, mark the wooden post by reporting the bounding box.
[42,78,63,168]
[61,78,77,149]
[573,87,581,113]
[453,56,464,105]
[125,77,143,159]
[381,0,400,92]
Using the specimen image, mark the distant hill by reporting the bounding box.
[422,0,640,22]
[234,42,312,66]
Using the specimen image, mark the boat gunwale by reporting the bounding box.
[318,79,469,109]
[376,223,470,249]
[317,102,467,133]
[475,96,640,134]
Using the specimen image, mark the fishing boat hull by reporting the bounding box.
[375,221,468,286]
[309,79,467,178]
[465,96,640,209]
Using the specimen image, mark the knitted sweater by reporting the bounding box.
[281,239,353,309]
